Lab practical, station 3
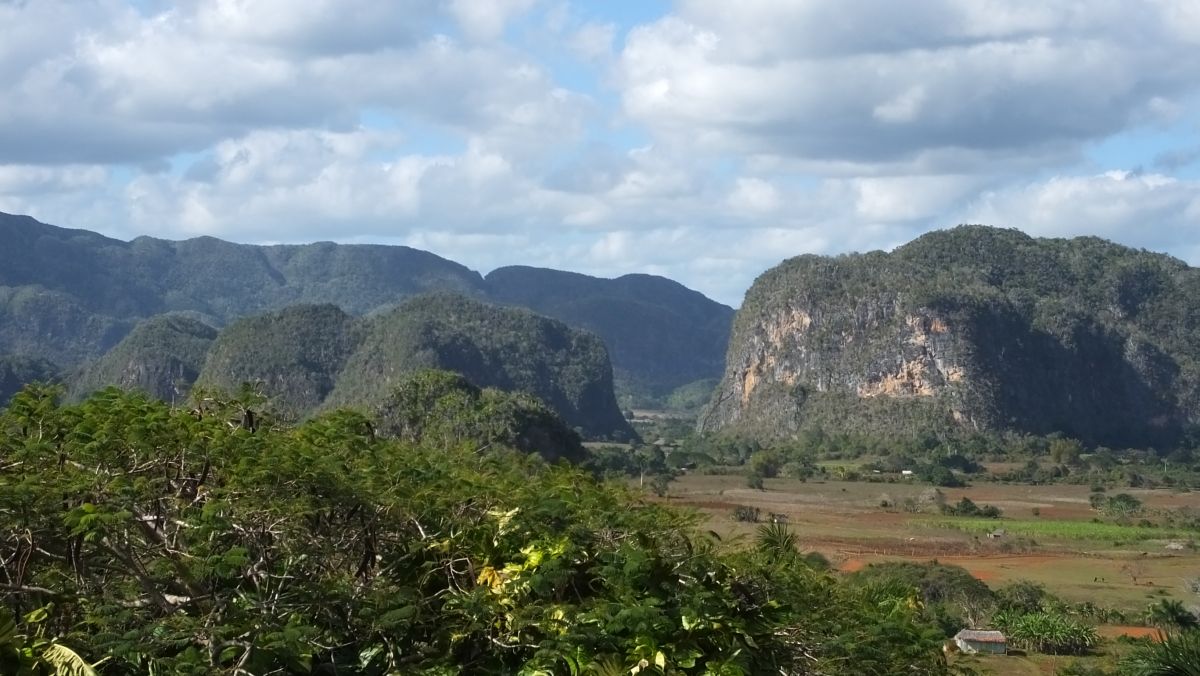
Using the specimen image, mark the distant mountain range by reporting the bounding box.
[0,211,733,410]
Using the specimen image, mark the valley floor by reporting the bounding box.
[661,474,1200,614]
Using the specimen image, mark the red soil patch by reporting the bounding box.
[1097,625,1163,641]
[839,558,866,573]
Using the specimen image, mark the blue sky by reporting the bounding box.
[1,0,1199,306]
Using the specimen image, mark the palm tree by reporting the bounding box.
[1123,629,1200,675]
[756,522,799,562]
[1147,599,1199,631]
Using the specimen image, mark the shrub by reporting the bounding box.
[733,505,762,522]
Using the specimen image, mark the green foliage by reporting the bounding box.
[1049,438,1084,466]
[0,384,955,675]
[923,465,966,488]
[0,606,100,675]
[1101,493,1144,519]
[486,266,733,406]
[664,379,721,413]
[376,369,586,463]
[69,314,216,403]
[0,213,732,417]
[847,561,994,608]
[0,355,59,407]
[747,449,784,478]
[1122,629,1200,675]
[194,303,360,414]
[996,611,1097,655]
[1146,600,1199,630]
[941,497,1002,519]
[995,581,1051,615]
[931,517,1187,543]
[327,293,635,440]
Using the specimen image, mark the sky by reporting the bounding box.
[1,1,1200,306]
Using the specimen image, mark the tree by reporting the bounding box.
[1122,629,1200,675]
[1049,438,1083,466]
[998,611,1097,655]
[0,384,956,674]
[748,449,784,478]
[1102,493,1144,519]
[1147,599,1199,631]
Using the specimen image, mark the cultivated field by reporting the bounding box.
[662,474,1200,613]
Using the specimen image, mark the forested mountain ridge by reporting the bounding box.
[69,314,218,404]
[0,212,732,405]
[486,266,734,405]
[72,296,635,440]
[701,225,1200,448]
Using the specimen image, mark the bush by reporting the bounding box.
[997,611,1098,655]
[1122,629,1200,675]
[733,505,762,522]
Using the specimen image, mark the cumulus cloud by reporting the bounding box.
[961,171,1200,255]
[1,0,1200,306]
[0,0,566,165]
[617,1,1200,171]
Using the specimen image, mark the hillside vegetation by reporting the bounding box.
[0,212,732,405]
[0,380,955,674]
[702,225,1200,448]
[0,355,59,406]
[73,295,636,441]
[487,266,733,406]
[69,314,218,403]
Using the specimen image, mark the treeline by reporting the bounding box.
[0,375,956,675]
[645,426,1200,490]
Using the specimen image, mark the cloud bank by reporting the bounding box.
[1,0,1198,305]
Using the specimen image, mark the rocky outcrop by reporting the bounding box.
[701,226,1200,448]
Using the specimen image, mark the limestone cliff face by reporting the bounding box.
[700,227,1200,447]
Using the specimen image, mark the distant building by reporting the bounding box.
[953,629,1007,655]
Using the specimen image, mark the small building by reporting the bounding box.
[987,528,1006,539]
[953,629,1007,655]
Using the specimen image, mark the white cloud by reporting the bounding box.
[727,178,780,213]
[2,0,1200,307]
[448,0,537,41]
[961,171,1200,256]
[617,1,1200,171]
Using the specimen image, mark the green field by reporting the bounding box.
[928,516,1198,544]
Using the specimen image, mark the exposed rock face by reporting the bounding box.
[701,226,1200,448]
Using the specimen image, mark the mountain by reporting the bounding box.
[194,304,360,413]
[328,294,632,439]
[0,355,60,406]
[168,295,634,440]
[69,314,217,403]
[0,212,731,405]
[700,225,1200,448]
[485,266,734,406]
[374,369,587,463]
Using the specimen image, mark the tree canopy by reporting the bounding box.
[0,379,954,674]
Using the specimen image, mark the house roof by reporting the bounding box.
[955,630,1006,643]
